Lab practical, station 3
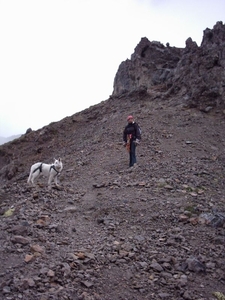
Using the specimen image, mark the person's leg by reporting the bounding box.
[129,149,132,167]
[130,141,136,167]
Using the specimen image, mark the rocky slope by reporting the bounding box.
[0,22,225,300]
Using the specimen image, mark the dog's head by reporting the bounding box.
[54,157,63,171]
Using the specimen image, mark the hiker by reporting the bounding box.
[123,115,141,167]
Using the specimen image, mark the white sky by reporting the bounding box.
[0,0,224,137]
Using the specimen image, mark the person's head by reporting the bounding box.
[127,115,134,123]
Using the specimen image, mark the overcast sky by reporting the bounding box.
[0,0,224,137]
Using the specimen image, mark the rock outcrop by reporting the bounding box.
[113,21,225,111]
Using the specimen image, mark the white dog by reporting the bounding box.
[27,157,63,188]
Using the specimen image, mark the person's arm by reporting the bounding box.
[123,127,127,143]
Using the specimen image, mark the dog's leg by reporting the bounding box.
[54,175,59,187]
[48,180,52,189]
[28,163,42,186]
[48,174,53,189]
[28,171,35,186]
[31,169,41,186]
[27,173,31,184]
[27,166,34,184]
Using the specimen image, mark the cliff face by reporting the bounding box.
[113,21,225,110]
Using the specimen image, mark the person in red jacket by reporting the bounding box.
[123,115,141,167]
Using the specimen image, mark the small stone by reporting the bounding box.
[158,293,171,299]
[164,184,173,190]
[3,286,11,294]
[76,252,85,259]
[11,225,28,235]
[81,281,93,288]
[150,262,163,272]
[47,270,55,277]
[189,217,198,225]
[27,278,35,287]
[30,244,45,254]
[179,214,189,222]
[64,206,77,212]
[119,250,128,257]
[12,235,30,245]
[186,257,206,273]
[24,254,34,263]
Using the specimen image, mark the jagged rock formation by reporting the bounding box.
[113,21,225,111]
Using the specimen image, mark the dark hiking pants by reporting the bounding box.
[129,141,137,167]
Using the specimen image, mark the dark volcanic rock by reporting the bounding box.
[113,21,225,110]
[113,37,182,97]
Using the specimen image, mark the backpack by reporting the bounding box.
[135,123,142,139]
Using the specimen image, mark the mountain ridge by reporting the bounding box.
[0,134,22,146]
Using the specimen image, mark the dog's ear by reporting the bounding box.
[58,157,61,162]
